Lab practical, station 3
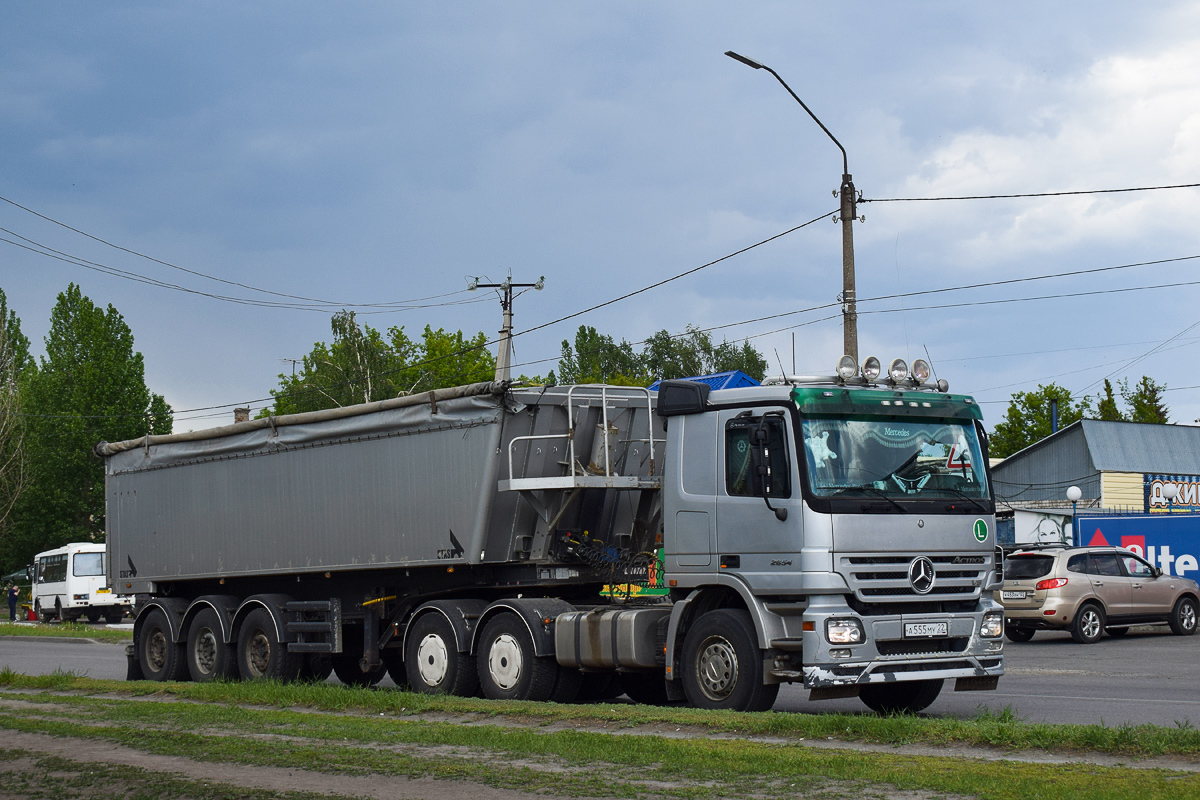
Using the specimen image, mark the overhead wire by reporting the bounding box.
[861,181,1200,204]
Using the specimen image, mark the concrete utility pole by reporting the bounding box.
[725,50,860,362]
[468,274,544,382]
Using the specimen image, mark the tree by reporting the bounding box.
[556,326,646,386]
[1120,376,1169,424]
[555,325,767,387]
[8,284,171,570]
[990,383,1090,459]
[1096,379,1123,421]
[0,288,32,545]
[265,312,496,416]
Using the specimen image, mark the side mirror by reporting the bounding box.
[1154,567,1164,578]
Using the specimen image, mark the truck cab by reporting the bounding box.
[658,356,1004,712]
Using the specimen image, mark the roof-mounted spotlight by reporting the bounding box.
[911,359,931,383]
[935,378,950,393]
[889,358,908,383]
[836,354,858,380]
[861,356,881,381]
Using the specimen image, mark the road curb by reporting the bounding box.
[0,635,130,645]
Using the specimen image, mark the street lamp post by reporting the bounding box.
[725,50,860,362]
[468,274,545,383]
[1066,486,1082,546]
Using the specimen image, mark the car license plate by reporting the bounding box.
[904,622,948,638]
[1001,590,1026,600]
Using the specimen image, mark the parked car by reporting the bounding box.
[1000,545,1200,643]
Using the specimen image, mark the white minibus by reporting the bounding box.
[31,543,131,623]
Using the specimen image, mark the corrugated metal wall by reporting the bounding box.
[991,424,1100,505]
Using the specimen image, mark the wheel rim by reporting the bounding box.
[487,633,523,690]
[1182,602,1197,632]
[246,631,271,677]
[146,629,168,672]
[695,635,739,701]
[1081,609,1101,639]
[194,628,218,675]
[416,633,449,687]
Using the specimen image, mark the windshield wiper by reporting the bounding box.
[939,486,989,513]
[834,485,908,513]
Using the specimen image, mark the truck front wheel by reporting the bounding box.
[680,609,778,712]
[187,609,236,682]
[476,612,557,702]
[236,608,301,682]
[859,679,943,714]
[405,612,478,696]
[137,608,188,681]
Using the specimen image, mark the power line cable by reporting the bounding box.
[861,181,1200,204]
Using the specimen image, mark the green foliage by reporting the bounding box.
[1097,379,1123,421]
[265,311,496,416]
[0,289,32,543]
[1119,376,1169,424]
[6,285,171,571]
[555,325,767,387]
[990,383,1090,459]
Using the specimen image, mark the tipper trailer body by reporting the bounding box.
[101,374,1004,712]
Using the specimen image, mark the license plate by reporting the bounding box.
[1001,590,1026,600]
[904,622,948,638]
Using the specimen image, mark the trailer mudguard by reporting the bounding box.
[232,594,296,644]
[133,597,190,644]
[405,599,488,655]
[474,597,576,658]
[179,595,240,644]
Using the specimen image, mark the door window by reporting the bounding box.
[1087,553,1122,576]
[1119,554,1155,577]
[725,416,791,498]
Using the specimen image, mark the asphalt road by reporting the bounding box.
[2,626,1198,727]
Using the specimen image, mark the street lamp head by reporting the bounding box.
[725,50,765,70]
[1163,483,1180,502]
[1066,486,1082,503]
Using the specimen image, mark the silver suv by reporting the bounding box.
[1001,545,1199,643]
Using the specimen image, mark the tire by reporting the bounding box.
[1105,626,1129,637]
[85,610,102,623]
[382,649,407,689]
[332,654,386,687]
[35,601,53,624]
[859,679,943,715]
[298,654,334,683]
[137,608,189,682]
[186,609,236,683]
[1071,603,1105,644]
[680,609,778,712]
[236,608,302,681]
[620,671,671,706]
[103,608,125,624]
[404,612,478,696]
[1004,624,1035,642]
[1169,596,1198,636]
[476,612,558,702]
[549,665,583,704]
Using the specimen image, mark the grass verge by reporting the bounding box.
[0,621,132,644]
[0,669,1198,760]
[0,688,1196,800]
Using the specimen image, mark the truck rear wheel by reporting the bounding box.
[187,609,236,682]
[859,679,943,714]
[236,608,301,681]
[405,612,478,696]
[476,612,558,702]
[681,609,778,712]
[298,654,333,683]
[332,655,386,687]
[137,608,188,682]
[103,608,125,624]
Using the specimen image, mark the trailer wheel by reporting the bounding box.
[405,612,478,696]
[186,609,236,682]
[476,612,557,702]
[681,609,778,712]
[298,654,333,683]
[332,654,386,687]
[236,608,301,682]
[859,679,943,715]
[381,649,407,689]
[137,608,188,682]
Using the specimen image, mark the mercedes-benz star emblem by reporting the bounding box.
[908,556,935,594]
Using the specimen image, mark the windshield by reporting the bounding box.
[801,416,989,500]
[73,552,104,577]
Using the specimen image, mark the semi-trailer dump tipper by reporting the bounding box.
[99,358,1005,713]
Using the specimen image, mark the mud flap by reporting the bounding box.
[954,675,999,691]
[125,644,144,681]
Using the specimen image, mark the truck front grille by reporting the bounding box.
[877,637,969,656]
[841,552,990,605]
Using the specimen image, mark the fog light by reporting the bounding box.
[987,640,1003,652]
[825,618,864,644]
[981,611,1003,638]
[829,649,852,660]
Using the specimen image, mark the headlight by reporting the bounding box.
[981,611,1003,638]
[862,356,881,381]
[825,618,864,644]
[836,354,858,380]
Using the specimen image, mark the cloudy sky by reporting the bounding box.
[4,2,1200,433]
